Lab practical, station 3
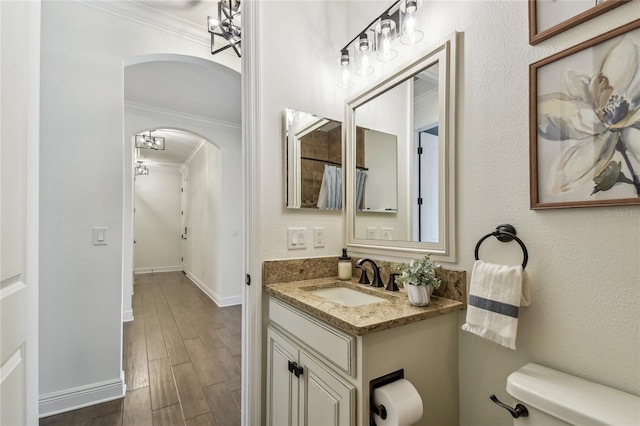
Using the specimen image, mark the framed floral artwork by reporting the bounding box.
[530,19,640,209]
[529,0,630,45]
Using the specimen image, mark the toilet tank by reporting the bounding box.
[506,363,640,426]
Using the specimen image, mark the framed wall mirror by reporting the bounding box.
[345,33,457,261]
[284,109,343,209]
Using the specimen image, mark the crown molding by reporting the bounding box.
[124,101,241,131]
[77,0,209,46]
[143,161,184,170]
[76,1,241,71]
[414,87,438,105]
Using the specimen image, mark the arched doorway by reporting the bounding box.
[123,54,242,319]
[122,55,244,423]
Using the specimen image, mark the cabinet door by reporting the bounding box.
[299,352,355,426]
[267,327,299,426]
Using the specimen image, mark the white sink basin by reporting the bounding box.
[310,287,386,307]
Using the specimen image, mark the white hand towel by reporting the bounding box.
[461,260,530,349]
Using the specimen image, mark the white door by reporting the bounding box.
[413,127,439,243]
[0,1,40,424]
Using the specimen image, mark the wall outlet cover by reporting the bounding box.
[313,227,325,248]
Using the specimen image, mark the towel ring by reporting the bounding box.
[474,224,528,269]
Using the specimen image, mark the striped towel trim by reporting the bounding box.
[468,295,519,318]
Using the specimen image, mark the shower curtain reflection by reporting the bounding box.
[355,169,367,210]
[317,165,367,210]
[317,164,342,210]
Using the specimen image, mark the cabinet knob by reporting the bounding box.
[287,360,304,378]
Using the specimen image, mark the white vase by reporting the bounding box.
[406,284,434,306]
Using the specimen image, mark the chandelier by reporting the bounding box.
[208,0,241,57]
[134,161,149,176]
[135,130,165,151]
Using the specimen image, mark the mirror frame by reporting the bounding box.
[283,109,342,210]
[345,32,457,261]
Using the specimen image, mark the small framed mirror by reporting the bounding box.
[284,109,343,210]
[345,33,457,261]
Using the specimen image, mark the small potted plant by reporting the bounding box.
[393,255,442,306]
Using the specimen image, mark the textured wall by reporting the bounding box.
[259,1,348,261]
[258,1,640,425]
[39,0,231,404]
[346,2,640,425]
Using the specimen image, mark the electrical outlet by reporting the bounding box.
[367,227,379,239]
[313,227,325,248]
[381,227,394,240]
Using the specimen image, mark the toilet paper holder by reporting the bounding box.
[369,369,404,425]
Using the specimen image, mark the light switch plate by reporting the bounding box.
[287,227,307,250]
[93,227,108,245]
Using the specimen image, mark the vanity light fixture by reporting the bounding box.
[338,0,423,88]
[338,48,355,88]
[208,0,241,58]
[400,0,424,45]
[355,33,374,76]
[135,130,165,151]
[134,161,149,176]
[375,13,398,62]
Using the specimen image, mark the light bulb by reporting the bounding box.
[401,4,423,45]
[356,52,373,76]
[357,34,370,52]
[207,16,219,31]
[376,17,397,62]
[377,37,398,62]
[338,66,354,89]
[406,0,417,14]
[400,0,424,44]
[380,19,392,36]
[405,14,415,33]
[340,49,350,66]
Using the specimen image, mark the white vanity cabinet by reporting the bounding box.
[267,327,355,426]
[266,296,460,426]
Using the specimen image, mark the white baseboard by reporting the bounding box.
[185,271,242,307]
[122,309,134,322]
[134,265,182,274]
[39,374,126,418]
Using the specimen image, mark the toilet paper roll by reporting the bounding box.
[372,378,423,426]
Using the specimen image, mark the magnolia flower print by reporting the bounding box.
[537,34,640,197]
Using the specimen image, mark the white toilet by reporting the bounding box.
[505,363,640,425]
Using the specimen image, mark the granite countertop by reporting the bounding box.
[265,277,465,336]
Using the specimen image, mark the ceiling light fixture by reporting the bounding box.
[208,0,241,57]
[134,161,149,176]
[135,130,165,151]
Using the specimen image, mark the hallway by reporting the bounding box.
[40,272,241,425]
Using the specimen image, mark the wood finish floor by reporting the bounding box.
[40,271,242,426]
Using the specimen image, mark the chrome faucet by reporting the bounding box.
[355,258,384,288]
